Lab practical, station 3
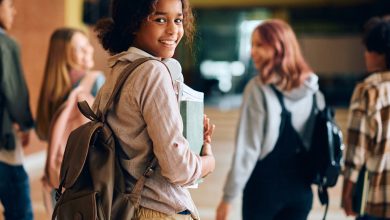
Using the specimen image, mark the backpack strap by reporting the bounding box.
[270,85,291,134]
[270,85,288,113]
[97,57,162,206]
[101,57,157,123]
[128,157,158,207]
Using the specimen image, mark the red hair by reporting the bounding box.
[254,19,311,90]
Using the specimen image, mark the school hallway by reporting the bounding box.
[0,105,353,220]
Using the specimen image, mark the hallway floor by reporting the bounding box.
[0,107,353,220]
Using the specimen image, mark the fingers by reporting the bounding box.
[21,133,30,147]
[17,130,30,147]
[204,114,215,144]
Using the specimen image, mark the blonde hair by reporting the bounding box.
[36,27,84,140]
[254,19,311,91]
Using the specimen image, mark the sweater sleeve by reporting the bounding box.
[222,79,266,203]
[0,37,34,131]
[343,85,371,183]
[134,61,202,186]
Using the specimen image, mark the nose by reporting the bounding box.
[250,47,256,58]
[166,21,178,35]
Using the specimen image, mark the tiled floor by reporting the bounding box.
[0,107,354,220]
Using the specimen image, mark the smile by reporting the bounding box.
[159,40,177,46]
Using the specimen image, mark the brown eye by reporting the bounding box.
[154,18,166,23]
[175,18,183,24]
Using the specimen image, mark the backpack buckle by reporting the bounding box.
[143,168,154,177]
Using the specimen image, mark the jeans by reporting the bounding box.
[0,161,33,220]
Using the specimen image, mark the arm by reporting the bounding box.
[0,40,34,132]
[216,81,265,220]
[342,87,371,216]
[135,61,202,186]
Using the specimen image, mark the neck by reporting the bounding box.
[69,69,86,85]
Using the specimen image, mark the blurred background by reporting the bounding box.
[4,0,390,219]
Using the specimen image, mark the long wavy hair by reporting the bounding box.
[95,0,194,55]
[254,19,312,91]
[36,27,84,140]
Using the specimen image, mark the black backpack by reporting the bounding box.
[307,94,344,220]
[271,86,344,220]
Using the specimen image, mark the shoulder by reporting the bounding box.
[140,59,168,73]
[243,76,264,96]
[349,73,388,113]
[0,34,18,48]
[0,34,19,53]
[314,91,326,109]
[132,59,171,84]
[242,76,268,111]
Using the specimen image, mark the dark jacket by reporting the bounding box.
[0,32,34,150]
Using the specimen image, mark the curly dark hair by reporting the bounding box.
[95,0,194,55]
[363,15,390,68]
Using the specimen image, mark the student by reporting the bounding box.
[0,0,35,219]
[342,15,390,220]
[216,19,325,220]
[94,0,215,219]
[36,27,105,212]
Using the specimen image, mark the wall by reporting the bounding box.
[299,35,366,75]
[9,0,65,153]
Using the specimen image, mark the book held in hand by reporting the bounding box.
[179,83,204,155]
[163,58,204,188]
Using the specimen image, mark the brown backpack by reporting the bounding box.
[52,57,158,220]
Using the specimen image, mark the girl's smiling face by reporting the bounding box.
[250,31,275,71]
[68,32,94,71]
[132,0,184,58]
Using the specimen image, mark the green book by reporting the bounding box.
[179,84,204,155]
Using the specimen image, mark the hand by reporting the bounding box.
[16,128,30,147]
[14,124,30,147]
[216,201,232,220]
[203,114,215,144]
[341,179,357,216]
[200,115,215,177]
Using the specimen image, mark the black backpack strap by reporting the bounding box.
[270,85,291,134]
[270,85,288,113]
[318,185,329,220]
[312,92,331,220]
